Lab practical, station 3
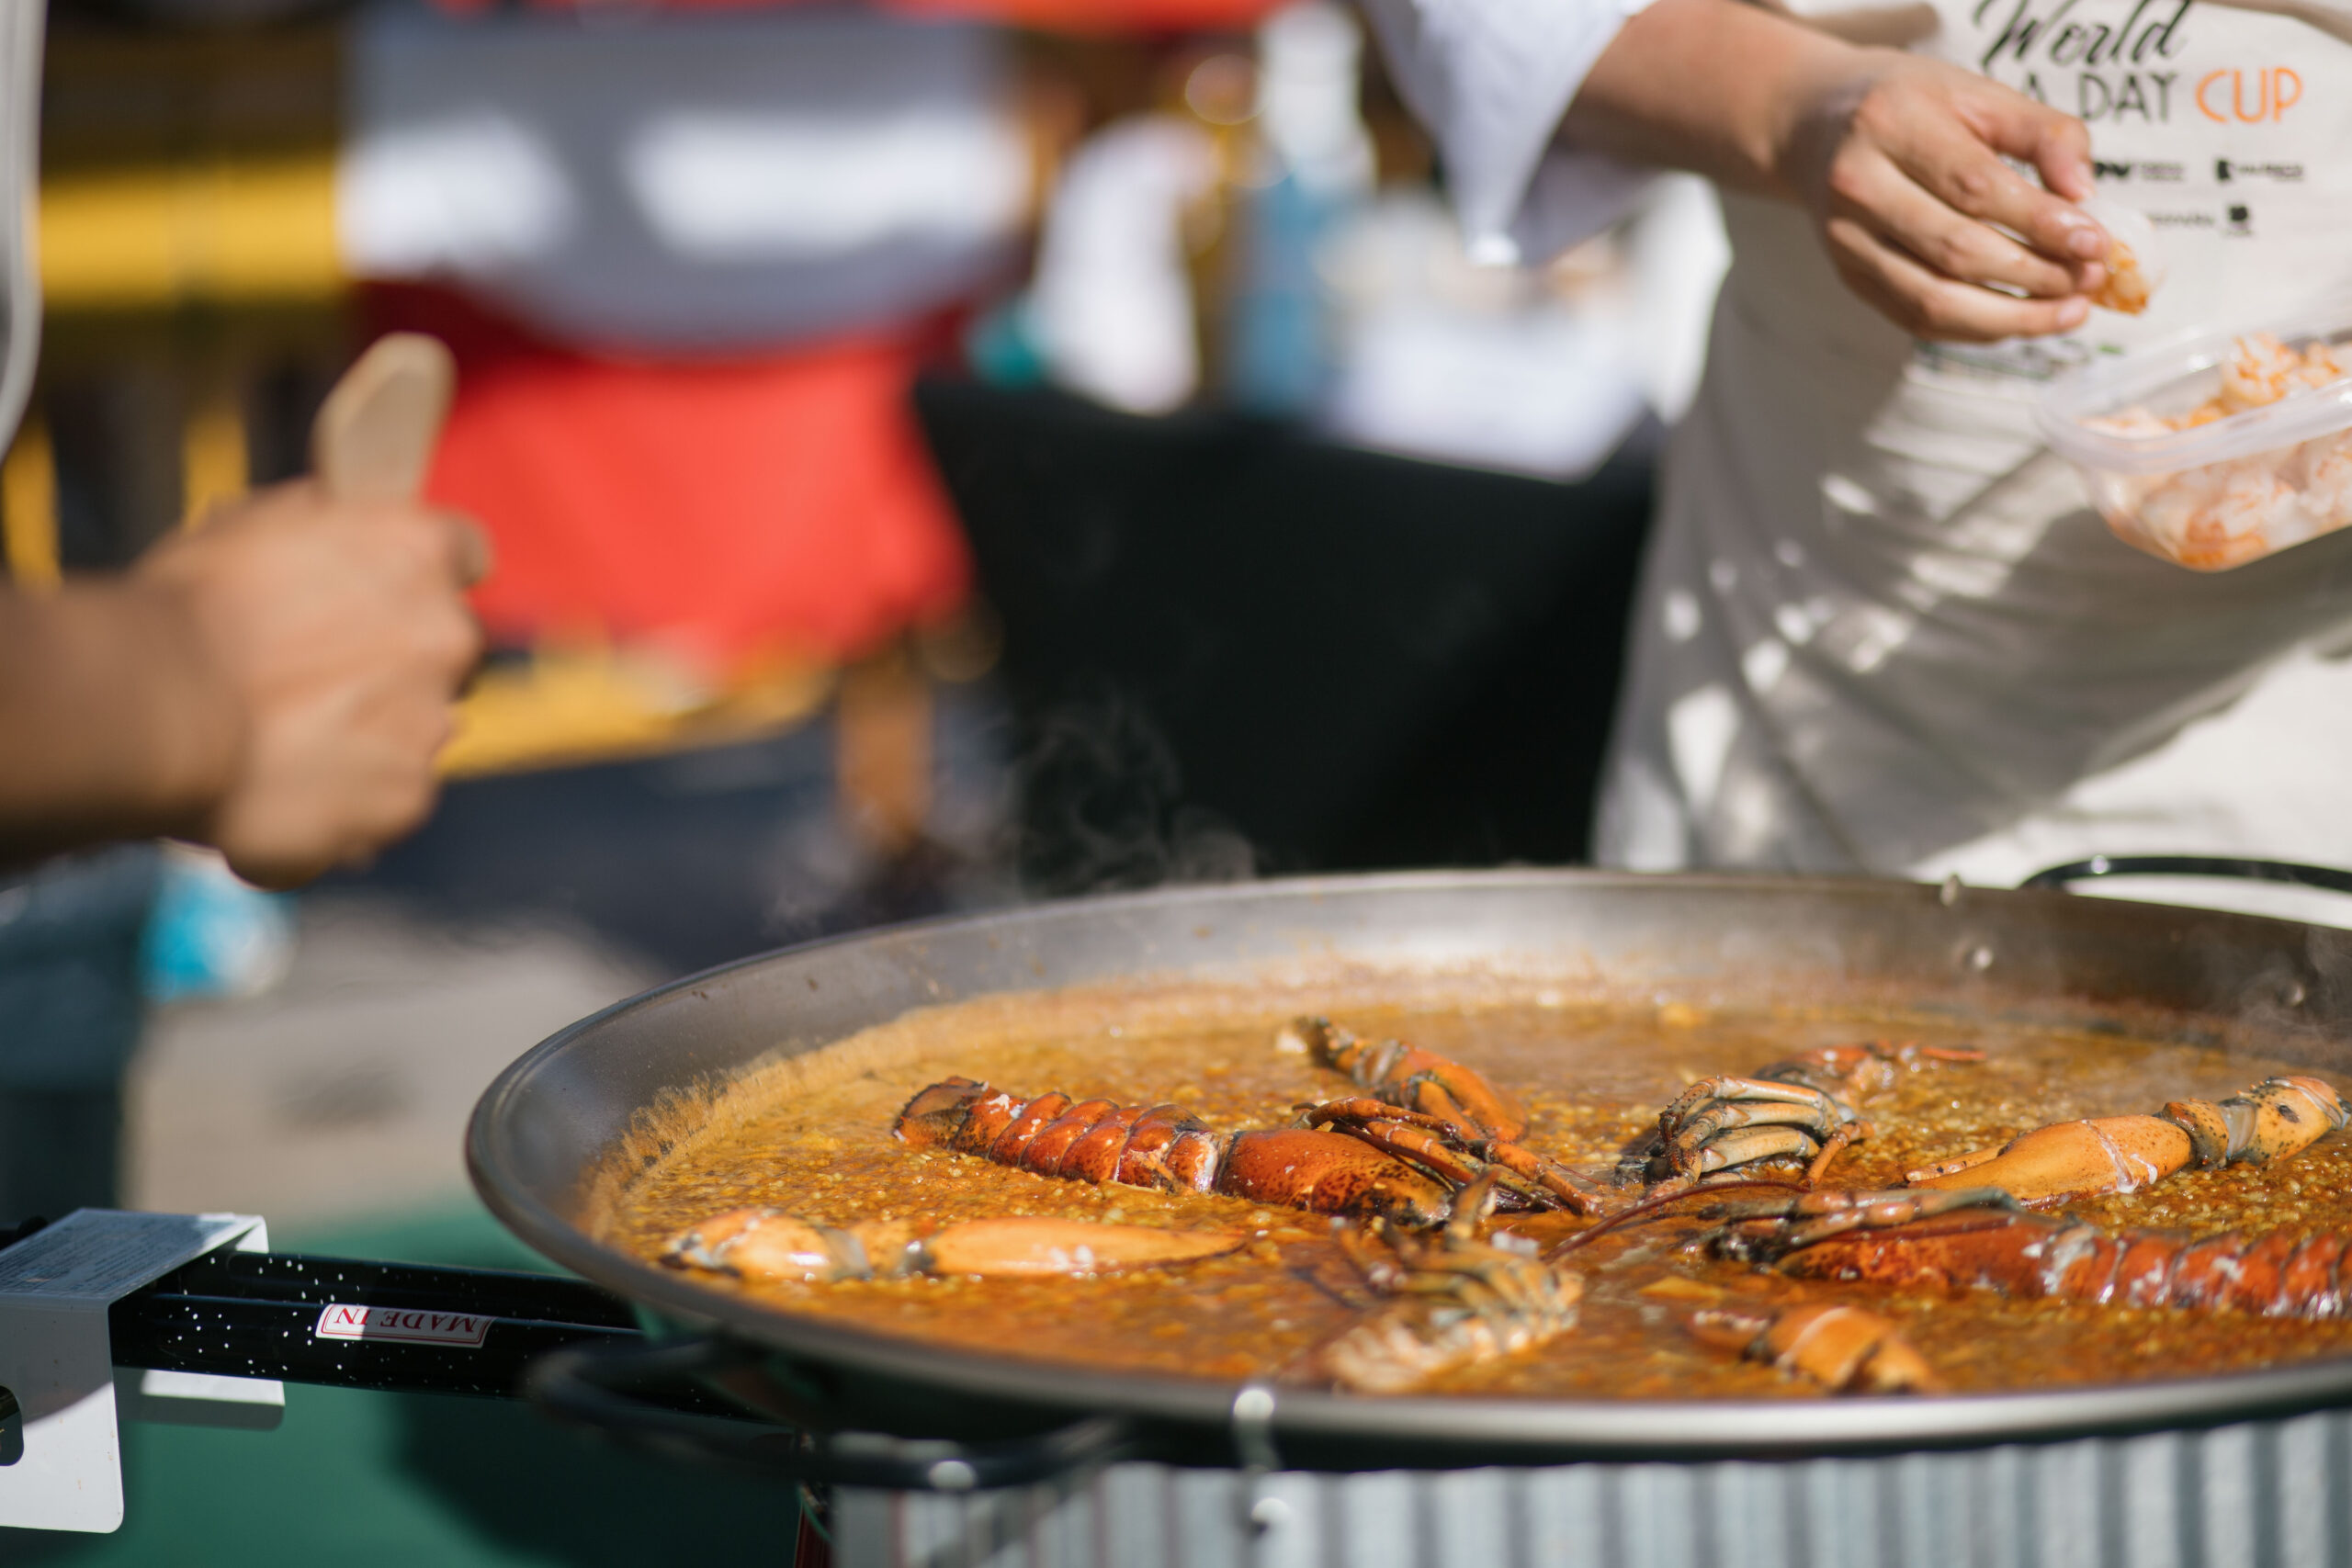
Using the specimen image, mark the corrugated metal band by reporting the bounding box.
[839,1407,2352,1568]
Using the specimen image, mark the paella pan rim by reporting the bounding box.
[466,867,2352,1461]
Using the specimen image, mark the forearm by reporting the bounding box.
[0,581,240,862]
[1561,0,1868,200]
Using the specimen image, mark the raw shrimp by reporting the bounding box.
[2084,200,2162,317]
[2086,335,2350,436]
[2089,239,2155,316]
[2297,432,2352,521]
[2131,460,2312,570]
[2299,340,2349,389]
[2075,332,2352,569]
[2209,333,2347,416]
[2219,332,2308,413]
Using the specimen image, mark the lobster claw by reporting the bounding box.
[1281,1017,1531,1143]
[662,1208,1245,1284]
[912,1218,1246,1277]
[1700,1187,2020,1261]
[1689,1303,1945,1394]
[662,1209,889,1283]
[1906,1115,2196,1205]
[1306,1192,1582,1393]
[1905,1077,2350,1206]
[2217,1077,2348,1164]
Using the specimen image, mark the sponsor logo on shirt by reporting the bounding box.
[2196,67,2301,122]
[1967,0,2315,130]
[1973,0,2193,121]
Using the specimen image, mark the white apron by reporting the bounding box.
[1593,0,2352,915]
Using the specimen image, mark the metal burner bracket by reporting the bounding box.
[0,1208,280,1534]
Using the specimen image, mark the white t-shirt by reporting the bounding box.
[0,3,42,455]
[1371,0,2352,914]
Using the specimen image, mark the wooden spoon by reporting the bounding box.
[310,332,456,505]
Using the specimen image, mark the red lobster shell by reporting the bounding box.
[894,1077,1456,1224]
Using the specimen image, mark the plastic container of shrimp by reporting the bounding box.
[2037,303,2352,570]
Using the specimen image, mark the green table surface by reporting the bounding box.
[0,1201,800,1566]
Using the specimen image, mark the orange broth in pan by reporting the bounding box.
[601,984,2352,1399]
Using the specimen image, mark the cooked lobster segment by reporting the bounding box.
[895,1075,1466,1225]
[1905,1076,2347,1206]
[1279,1016,1532,1142]
[1632,1042,1985,1187]
[1293,1096,1616,1216]
[1701,1187,2352,1320]
[892,1043,1620,1228]
[662,1207,1243,1284]
[1284,1017,1615,1214]
[1308,1177,1583,1393]
[1687,1303,1944,1395]
[892,1030,1997,1232]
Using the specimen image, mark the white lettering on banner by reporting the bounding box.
[313,1303,493,1348]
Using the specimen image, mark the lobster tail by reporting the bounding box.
[892,1078,1224,1193]
[894,1077,1015,1154]
[1758,1203,2352,1322]
[1222,1129,1456,1226]
[2121,1227,2352,1318]
[895,1077,1459,1222]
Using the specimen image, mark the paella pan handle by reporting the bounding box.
[526,1336,1140,1490]
[2020,855,2352,897]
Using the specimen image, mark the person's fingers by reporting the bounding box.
[225,728,448,889]
[1874,89,2108,272]
[414,598,485,689]
[1824,215,2091,341]
[447,606,491,698]
[1825,141,2080,298]
[242,485,487,588]
[373,512,486,692]
[1955,79,2096,204]
[439,513,494,589]
[349,501,491,589]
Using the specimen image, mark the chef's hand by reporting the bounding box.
[1781,52,2106,342]
[1563,0,2108,343]
[135,479,487,888]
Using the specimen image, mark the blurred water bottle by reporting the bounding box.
[1225,2,1374,418]
[141,844,296,1003]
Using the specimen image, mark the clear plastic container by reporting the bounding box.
[2036,303,2352,570]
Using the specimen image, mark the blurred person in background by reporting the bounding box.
[0,8,483,1219]
[1370,0,2352,912]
